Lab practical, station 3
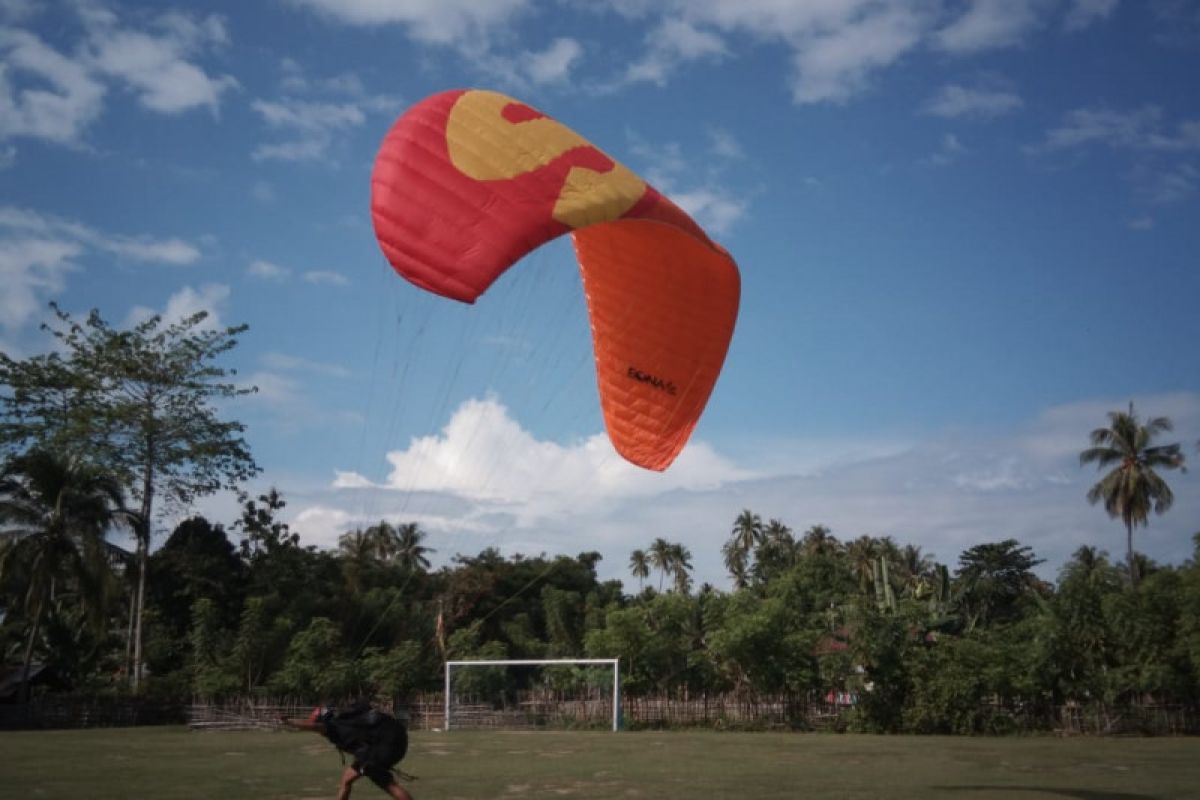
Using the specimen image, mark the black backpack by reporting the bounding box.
[322,703,408,769]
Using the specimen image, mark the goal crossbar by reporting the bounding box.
[443,658,620,732]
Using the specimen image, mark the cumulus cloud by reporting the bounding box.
[332,395,753,521]
[623,18,727,87]
[922,83,1023,119]
[286,0,530,45]
[251,60,400,163]
[0,206,200,332]
[0,4,235,152]
[935,0,1048,54]
[125,283,230,330]
[0,238,79,331]
[0,26,107,145]
[250,98,366,162]
[286,391,1200,587]
[81,9,237,115]
[521,37,584,85]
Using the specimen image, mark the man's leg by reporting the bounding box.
[384,778,413,800]
[335,765,360,800]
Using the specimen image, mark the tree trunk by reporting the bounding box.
[133,442,154,693]
[19,597,44,705]
[125,587,135,680]
[133,531,148,691]
[1126,519,1137,590]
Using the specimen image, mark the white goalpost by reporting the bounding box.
[443,658,621,732]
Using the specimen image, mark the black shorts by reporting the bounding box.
[352,760,396,791]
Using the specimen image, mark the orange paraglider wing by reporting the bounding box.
[371,89,739,471]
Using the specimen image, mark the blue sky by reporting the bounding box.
[2,0,1198,588]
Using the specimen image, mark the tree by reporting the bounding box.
[670,543,693,595]
[0,450,132,700]
[954,539,1043,630]
[724,509,763,589]
[628,549,650,591]
[1,305,259,690]
[391,522,433,572]
[1080,403,1186,588]
[649,537,674,592]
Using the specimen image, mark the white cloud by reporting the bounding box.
[1035,106,1200,153]
[247,259,290,280]
[707,128,743,159]
[82,11,237,115]
[125,283,230,331]
[302,270,349,286]
[0,5,235,150]
[0,205,200,264]
[787,3,928,104]
[0,26,107,145]
[624,18,727,86]
[521,37,583,85]
[1031,106,1200,204]
[935,0,1048,54]
[668,186,748,235]
[0,237,79,331]
[626,132,750,236]
[924,132,968,166]
[260,351,351,378]
[250,98,366,162]
[289,391,1200,587]
[922,83,1023,119]
[286,0,529,45]
[0,206,200,332]
[1065,0,1119,31]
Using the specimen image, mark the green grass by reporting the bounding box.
[1,727,1198,799]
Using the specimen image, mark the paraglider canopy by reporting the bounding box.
[371,89,740,471]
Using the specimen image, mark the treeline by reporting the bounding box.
[6,485,1200,734]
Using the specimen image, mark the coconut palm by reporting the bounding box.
[1080,403,1186,588]
[392,522,434,572]
[670,543,693,594]
[628,549,650,591]
[753,519,797,584]
[0,450,132,701]
[722,538,749,590]
[649,537,673,592]
[800,524,840,559]
[725,509,763,585]
[337,528,376,594]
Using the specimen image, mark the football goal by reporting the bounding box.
[443,658,620,732]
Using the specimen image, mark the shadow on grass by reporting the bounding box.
[935,787,1158,800]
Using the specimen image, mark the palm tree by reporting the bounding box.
[628,549,650,591]
[392,522,434,572]
[0,450,131,701]
[800,524,840,559]
[337,528,376,594]
[364,520,398,560]
[722,538,749,590]
[1080,403,1186,588]
[726,509,763,584]
[670,543,693,594]
[649,537,674,592]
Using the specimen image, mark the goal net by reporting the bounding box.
[443,658,620,731]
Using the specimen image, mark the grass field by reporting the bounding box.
[1,727,1198,799]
